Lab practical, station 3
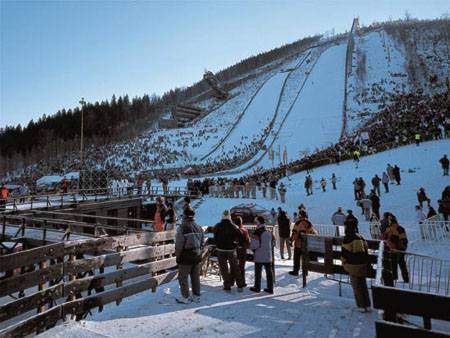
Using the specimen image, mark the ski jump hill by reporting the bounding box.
[84,18,449,177]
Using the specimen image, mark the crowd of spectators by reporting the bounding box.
[4,89,449,188]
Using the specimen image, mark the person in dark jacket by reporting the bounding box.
[154,196,167,232]
[344,210,359,234]
[439,186,450,221]
[277,208,291,260]
[369,190,380,219]
[439,155,449,176]
[381,219,409,283]
[380,212,396,234]
[341,223,371,312]
[235,217,250,287]
[417,187,431,208]
[393,165,401,185]
[371,174,381,196]
[427,205,438,219]
[165,202,177,230]
[175,208,204,303]
[213,210,245,292]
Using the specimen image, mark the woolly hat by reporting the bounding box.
[222,210,231,220]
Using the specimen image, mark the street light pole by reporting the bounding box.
[79,97,86,173]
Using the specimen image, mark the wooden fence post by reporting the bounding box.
[2,215,6,241]
[38,260,48,314]
[301,235,309,288]
[116,245,124,305]
[21,218,26,237]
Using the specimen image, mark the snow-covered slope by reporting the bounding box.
[195,139,450,258]
[346,24,450,132]
[91,23,447,176]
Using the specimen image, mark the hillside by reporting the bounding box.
[2,18,449,182]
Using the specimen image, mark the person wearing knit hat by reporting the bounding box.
[213,209,245,292]
[175,207,204,304]
[250,216,275,294]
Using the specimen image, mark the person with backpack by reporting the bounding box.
[289,211,317,276]
[341,223,371,312]
[175,208,204,304]
[249,216,275,294]
[213,210,245,292]
[235,216,250,287]
[277,208,292,260]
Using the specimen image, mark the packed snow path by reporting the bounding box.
[39,260,376,338]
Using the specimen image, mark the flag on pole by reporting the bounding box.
[283,146,288,165]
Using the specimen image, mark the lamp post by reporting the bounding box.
[79,97,86,174]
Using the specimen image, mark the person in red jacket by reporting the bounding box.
[0,184,9,210]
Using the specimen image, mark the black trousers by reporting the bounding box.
[293,247,302,273]
[254,262,273,292]
[392,252,409,283]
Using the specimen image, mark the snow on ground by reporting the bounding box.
[196,139,450,259]
[29,142,450,338]
[39,260,377,338]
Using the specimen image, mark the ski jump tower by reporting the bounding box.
[203,70,229,100]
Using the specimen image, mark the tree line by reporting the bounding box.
[0,33,324,176]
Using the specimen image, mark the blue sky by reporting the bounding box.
[1,0,449,128]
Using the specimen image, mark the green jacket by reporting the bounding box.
[341,233,369,277]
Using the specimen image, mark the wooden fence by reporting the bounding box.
[0,230,177,337]
[299,234,380,288]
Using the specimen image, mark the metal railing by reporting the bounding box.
[418,220,450,241]
[375,242,450,296]
[3,186,196,211]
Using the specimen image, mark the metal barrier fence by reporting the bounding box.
[3,186,195,212]
[419,220,450,241]
[392,250,450,296]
